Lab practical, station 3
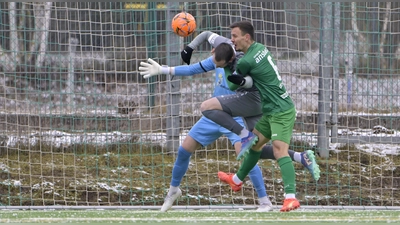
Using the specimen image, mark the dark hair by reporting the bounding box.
[229,21,254,40]
[214,43,234,64]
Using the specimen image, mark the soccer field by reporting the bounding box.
[1,209,399,225]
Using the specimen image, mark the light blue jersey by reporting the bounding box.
[173,56,242,146]
[174,56,235,97]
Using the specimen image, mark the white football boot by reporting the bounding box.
[160,188,182,212]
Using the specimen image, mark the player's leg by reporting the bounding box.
[201,90,262,136]
[233,142,273,212]
[201,91,262,157]
[234,127,270,181]
[242,114,260,133]
[200,97,243,134]
[162,117,220,212]
[260,145,321,181]
[223,120,272,212]
[237,114,262,160]
[218,120,270,193]
[161,135,198,212]
[269,107,300,212]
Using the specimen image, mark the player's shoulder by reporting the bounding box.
[251,42,268,52]
[244,43,271,64]
[237,52,252,66]
[210,34,233,49]
[200,55,216,66]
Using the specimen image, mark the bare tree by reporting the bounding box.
[8,2,18,71]
[351,3,367,50]
[379,2,391,70]
[29,2,53,68]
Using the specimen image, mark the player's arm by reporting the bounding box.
[227,60,253,89]
[223,67,240,91]
[181,31,233,64]
[138,56,216,79]
[225,52,252,90]
[227,73,253,89]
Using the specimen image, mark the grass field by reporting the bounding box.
[1,209,400,225]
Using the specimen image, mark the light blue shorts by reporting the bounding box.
[188,116,245,147]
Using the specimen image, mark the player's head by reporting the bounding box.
[229,21,254,53]
[213,42,234,68]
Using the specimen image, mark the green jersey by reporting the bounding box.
[236,42,294,115]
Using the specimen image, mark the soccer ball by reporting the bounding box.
[171,12,196,37]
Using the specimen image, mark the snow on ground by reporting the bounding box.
[3,126,399,156]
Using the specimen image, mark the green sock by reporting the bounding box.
[277,156,296,194]
[237,149,262,181]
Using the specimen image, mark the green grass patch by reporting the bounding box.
[0,209,399,224]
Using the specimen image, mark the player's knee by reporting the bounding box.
[272,140,289,158]
[200,98,220,112]
[181,136,200,152]
[200,100,211,112]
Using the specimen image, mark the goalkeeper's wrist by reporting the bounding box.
[160,66,175,75]
[242,76,253,88]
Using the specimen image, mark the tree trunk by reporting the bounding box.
[351,2,368,72]
[8,2,18,71]
[36,2,53,68]
[29,2,53,68]
[379,2,391,70]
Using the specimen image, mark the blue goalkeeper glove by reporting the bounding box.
[181,46,193,65]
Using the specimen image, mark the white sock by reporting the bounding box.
[168,185,179,194]
[259,196,272,205]
[239,128,249,138]
[285,193,295,199]
[232,174,242,185]
[294,152,302,163]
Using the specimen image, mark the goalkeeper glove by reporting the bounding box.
[181,46,193,65]
[227,75,253,88]
[139,58,170,79]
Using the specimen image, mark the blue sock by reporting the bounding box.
[171,146,192,187]
[248,164,267,198]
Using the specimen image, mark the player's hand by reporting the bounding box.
[228,75,246,86]
[139,58,162,79]
[181,46,193,65]
[228,75,253,88]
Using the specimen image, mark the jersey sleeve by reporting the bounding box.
[187,31,213,49]
[207,33,234,49]
[173,56,216,76]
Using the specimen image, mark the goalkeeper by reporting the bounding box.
[138,31,319,212]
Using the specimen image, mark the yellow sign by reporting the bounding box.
[124,3,166,9]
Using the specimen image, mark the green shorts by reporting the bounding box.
[254,107,296,144]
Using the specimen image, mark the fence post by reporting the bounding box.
[147,2,157,109]
[166,2,182,153]
[330,2,341,143]
[345,31,356,110]
[67,37,78,112]
[318,2,333,158]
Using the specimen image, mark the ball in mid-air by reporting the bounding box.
[171,12,196,37]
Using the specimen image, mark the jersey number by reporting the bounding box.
[267,55,282,81]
